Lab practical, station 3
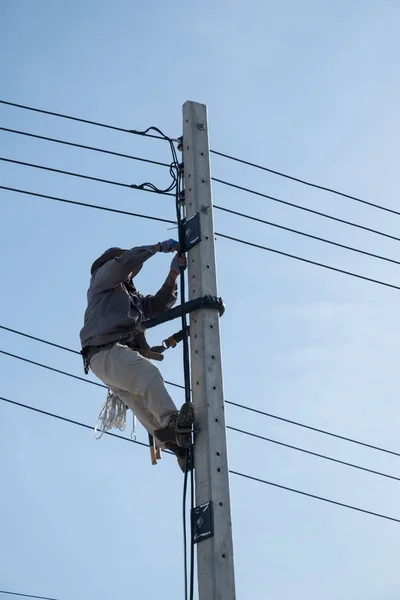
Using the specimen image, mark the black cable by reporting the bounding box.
[3,326,400,458]
[0,397,150,448]
[2,185,399,292]
[0,187,175,224]
[0,100,170,141]
[228,400,400,457]
[1,98,395,217]
[4,346,398,480]
[211,150,400,218]
[212,178,400,244]
[227,426,400,482]
[0,127,171,167]
[230,470,400,524]
[215,232,400,291]
[5,127,400,264]
[214,204,400,267]
[0,590,59,600]
[0,349,184,391]
[3,396,400,525]
[0,158,176,196]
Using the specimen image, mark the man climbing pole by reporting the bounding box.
[80,240,194,471]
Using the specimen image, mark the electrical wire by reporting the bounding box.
[0,99,170,141]
[216,232,400,291]
[3,126,400,265]
[0,158,176,196]
[212,178,400,244]
[2,186,399,292]
[2,348,399,482]
[2,326,400,458]
[0,590,60,600]
[214,204,400,267]
[0,127,170,167]
[230,470,400,524]
[2,395,400,525]
[227,426,400,482]
[1,98,392,216]
[0,186,175,224]
[0,349,183,391]
[211,150,400,218]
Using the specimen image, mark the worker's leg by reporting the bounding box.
[90,343,177,430]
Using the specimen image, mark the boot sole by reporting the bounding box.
[176,403,194,449]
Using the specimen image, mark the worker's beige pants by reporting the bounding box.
[90,343,178,439]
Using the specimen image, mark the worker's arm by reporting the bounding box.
[92,240,178,292]
[141,254,186,318]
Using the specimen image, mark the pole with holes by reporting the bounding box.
[182,101,236,600]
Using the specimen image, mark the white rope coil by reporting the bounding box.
[95,390,136,440]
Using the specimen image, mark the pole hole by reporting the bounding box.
[222,553,226,559]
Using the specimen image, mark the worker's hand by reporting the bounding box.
[170,253,187,276]
[159,239,179,253]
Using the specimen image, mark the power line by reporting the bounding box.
[212,178,400,244]
[230,470,400,524]
[4,124,399,247]
[2,395,400,525]
[0,127,171,167]
[2,344,399,481]
[2,325,400,458]
[227,400,400,458]
[211,150,400,218]
[0,186,175,225]
[228,426,400,482]
[216,232,400,291]
[0,99,170,141]
[214,204,400,267]
[1,98,392,219]
[0,350,184,391]
[4,127,400,265]
[2,185,398,292]
[0,591,59,600]
[0,158,175,196]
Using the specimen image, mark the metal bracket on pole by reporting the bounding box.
[180,212,201,252]
[192,501,214,544]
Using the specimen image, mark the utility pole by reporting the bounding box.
[182,101,236,600]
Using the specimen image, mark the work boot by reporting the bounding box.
[154,402,194,449]
[164,443,194,473]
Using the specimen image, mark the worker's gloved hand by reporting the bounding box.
[159,239,179,253]
[170,253,187,275]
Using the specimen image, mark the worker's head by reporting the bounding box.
[90,247,126,275]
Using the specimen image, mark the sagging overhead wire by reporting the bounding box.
[3,125,399,265]
[2,98,393,218]
[4,123,400,245]
[212,178,400,244]
[0,157,176,196]
[0,590,60,600]
[2,395,400,526]
[3,324,399,459]
[216,232,400,291]
[0,99,171,141]
[2,186,400,292]
[0,127,170,167]
[1,343,400,482]
[214,204,400,267]
[211,149,400,218]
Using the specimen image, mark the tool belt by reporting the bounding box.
[81,326,190,374]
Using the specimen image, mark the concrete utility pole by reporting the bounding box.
[182,101,236,600]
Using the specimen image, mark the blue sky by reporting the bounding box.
[1,1,400,599]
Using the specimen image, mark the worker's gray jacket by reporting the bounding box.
[80,245,177,348]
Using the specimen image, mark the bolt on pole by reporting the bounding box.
[182,101,236,600]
